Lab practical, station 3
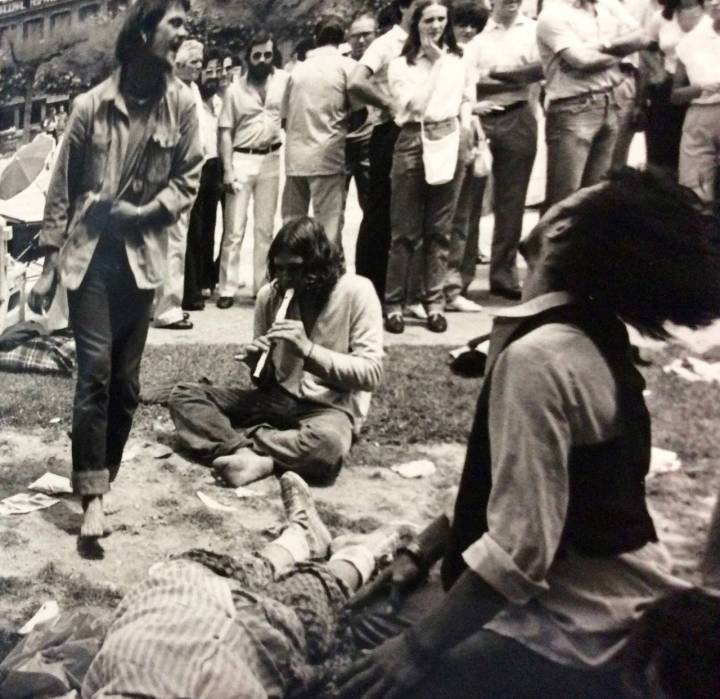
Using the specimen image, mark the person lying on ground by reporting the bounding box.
[330,167,720,698]
[80,471,416,698]
[168,216,384,487]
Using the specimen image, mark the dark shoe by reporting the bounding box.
[182,299,205,311]
[159,318,194,330]
[477,253,490,265]
[490,287,522,301]
[384,313,405,334]
[427,313,447,333]
[216,296,234,309]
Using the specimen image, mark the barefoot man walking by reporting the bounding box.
[29,0,202,540]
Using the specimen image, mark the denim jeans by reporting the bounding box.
[67,235,154,495]
[679,103,720,206]
[354,121,401,300]
[168,380,352,483]
[281,173,347,247]
[350,577,625,699]
[611,73,637,169]
[545,93,619,210]
[385,124,464,316]
[219,151,280,297]
[482,104,537,293]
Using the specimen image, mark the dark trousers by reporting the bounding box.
[481,104,537,294]
[646,77,686,175]
[354,121,401,300]
[184,157,221,305]
[345,136,371,213]
[67,236,154,495]
[350,578,625,699]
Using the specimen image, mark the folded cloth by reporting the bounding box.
[0,332,75,376]
[0,320,46,351]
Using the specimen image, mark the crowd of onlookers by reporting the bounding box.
[148,0,720,332]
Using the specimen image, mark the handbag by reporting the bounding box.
[421,117,460,186]
[472,118,491,178]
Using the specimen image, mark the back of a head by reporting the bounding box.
[454,0,490,31]
[315,14,346,47]
[536,168,720,339]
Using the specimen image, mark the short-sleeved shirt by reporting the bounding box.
[282,45,356,176]
[358,24,408,123]
[537,0,638,101]
[647,6,704,74]
[218,69,289,150]
[676,14,720,105]
[467,14,540,106]
[199,94,221,160]
[388,50,473,125]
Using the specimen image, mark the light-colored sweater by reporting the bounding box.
[254,273,384,431]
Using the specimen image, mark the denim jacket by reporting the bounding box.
[40,69,203,290]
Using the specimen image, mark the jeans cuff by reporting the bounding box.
[72,469,110,495]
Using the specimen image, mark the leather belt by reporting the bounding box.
[233,143,281,155]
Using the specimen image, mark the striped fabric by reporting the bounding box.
[82,554,350,699]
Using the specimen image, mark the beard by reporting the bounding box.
[199,79,219,100]
[248,62,273,83]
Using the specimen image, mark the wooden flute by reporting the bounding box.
[252,287,295,379]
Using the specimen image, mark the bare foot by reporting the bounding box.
[212,448,274,487]
[80,495,105,538]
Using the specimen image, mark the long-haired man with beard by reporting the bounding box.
[169,217,384,487]
[29,0,202,541]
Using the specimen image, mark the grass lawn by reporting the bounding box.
[0,341,719,667]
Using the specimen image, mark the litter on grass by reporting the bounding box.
[391,459,436,479]
[18,600,60,634]
[663,357,720,384]
[0,492,59,515]
[196,491,237,512]
[649,447,682,478]
[28,472,72,495]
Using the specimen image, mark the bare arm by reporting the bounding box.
[559,44,619,72]
[219,127,234,184]
[349,63,392,111]
[671,60,701,105]
[600,29,650,57]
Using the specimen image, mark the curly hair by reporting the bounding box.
[537,167,720,339]
[622,588,720,699]
[266,217,345,303]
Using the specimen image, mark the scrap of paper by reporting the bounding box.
[649,447,682,478]
[196,491,237,512]
[0,492,60,516]
[28,472,73,495]
[391,459,437,479]
[18,600,60,634]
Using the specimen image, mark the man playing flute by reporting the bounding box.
[168,217,384,486]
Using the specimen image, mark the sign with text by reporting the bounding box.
[0,0,67,18]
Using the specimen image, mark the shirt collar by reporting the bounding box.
[99,68,174,118]
[485,13,530,31]
[485,291,576,371]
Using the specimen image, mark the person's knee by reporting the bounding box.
[167,382,204,416]
[292,422,351,481]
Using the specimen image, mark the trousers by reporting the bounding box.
[67,235,154,495]
[168,380,352,482]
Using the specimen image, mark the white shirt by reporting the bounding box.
[648,6,704,74]
[538,0,639,100]
[388,50,473,125]
[359,24,408,123]
[467,14,540,106]
[198,94,221,160]
[676,13,720,104]
[218,69,289,149]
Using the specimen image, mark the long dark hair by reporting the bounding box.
[402,0,462,65]
[267,217,345,303]
[115,0,191,66]
[661,0,703,21]
[538,168,720,339]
